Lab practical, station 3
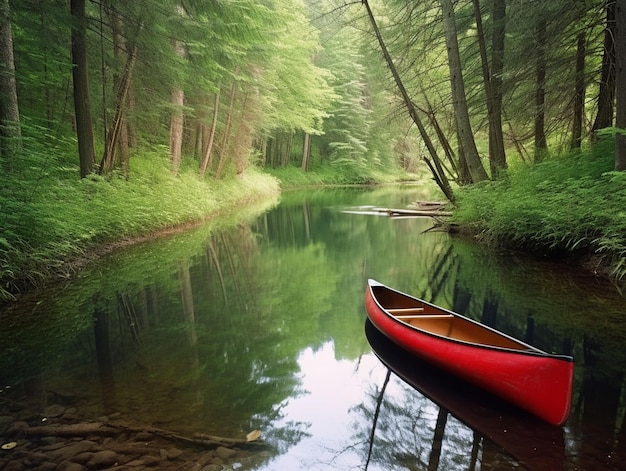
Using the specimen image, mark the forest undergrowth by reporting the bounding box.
[453,137,626,286]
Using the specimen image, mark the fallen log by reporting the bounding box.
[372,207,453,217]
[14,422,267,450]
[16,423,118,437]
[410,201,448,211]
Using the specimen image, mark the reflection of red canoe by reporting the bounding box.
[364,279,574,426]
[364,319,566,470]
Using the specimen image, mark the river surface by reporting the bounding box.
[2,186,626,470]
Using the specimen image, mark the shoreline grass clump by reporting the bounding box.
[453,137,626,283]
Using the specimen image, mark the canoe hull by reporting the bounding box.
[364,279,574,426]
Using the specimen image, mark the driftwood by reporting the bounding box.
[18,423,119,437]
[410,200,448,210]
[372,207,453,218]
[16,422,266,450]
[367,200,452,218]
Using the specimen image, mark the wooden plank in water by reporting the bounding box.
[372,207,453,217]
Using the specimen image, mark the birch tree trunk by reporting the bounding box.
[440,0,489,183]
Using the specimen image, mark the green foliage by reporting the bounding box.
[0,131,279,300]
[258,0,335,135]
[266,158,411,187]
[453,137,626,280]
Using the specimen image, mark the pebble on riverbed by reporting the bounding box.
[0,402,272,470]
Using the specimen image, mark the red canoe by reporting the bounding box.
[364,279,574,426]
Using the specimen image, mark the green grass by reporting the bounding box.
[266,159,416,187]
[0,141,279,301]
[453,137,626,282]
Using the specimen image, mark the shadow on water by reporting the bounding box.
[2,186,626,470]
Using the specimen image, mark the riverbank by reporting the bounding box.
[452,137,626,288]
[0,155,280,302]
[1,149,414,303]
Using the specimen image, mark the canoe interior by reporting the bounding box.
[373,285,534,352]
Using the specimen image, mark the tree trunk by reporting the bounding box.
[534,18,548,161]
[489,0,506,175]
[100,26,139,174]
[472,0,506,178]
[592,0,616,134]
[0,0,20,167]
[127,85,137,148]
[70,0,96,178]
[111,6,132,177]
[302,132,311,171]
[615,0,626,170]
[362,0,456,202]
[571,32,586,149]
[281,132,292,167]
[440,0,489,183]
[215,80,237,179]
[169,35,185,175]
[231,91,254,174]
[169,86,184,174]
[199,89,220,176]
[422,94,459,178]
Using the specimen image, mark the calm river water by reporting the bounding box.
[2,186,626,470]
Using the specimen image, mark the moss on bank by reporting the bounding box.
[452,138,626,284]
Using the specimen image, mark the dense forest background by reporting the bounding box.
[0,0,625,298]
[1,0,623,183]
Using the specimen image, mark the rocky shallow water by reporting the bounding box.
[0,401,271,470]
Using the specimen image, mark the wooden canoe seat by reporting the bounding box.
[388,307,425,314]
[389,307,453,321]
[396,314,454,320]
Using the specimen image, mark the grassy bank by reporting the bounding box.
[453,137,626,284]
[0,149,280,301]
[265,161,413,187]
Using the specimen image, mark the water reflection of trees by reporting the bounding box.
[354,371,516,470]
